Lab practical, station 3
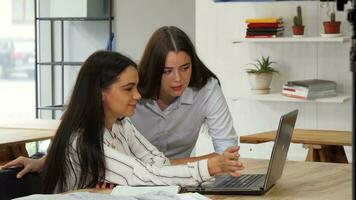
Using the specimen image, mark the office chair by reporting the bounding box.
[0,152,44,200]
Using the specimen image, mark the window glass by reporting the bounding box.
[12,0,34,24]
[0,0,36,155]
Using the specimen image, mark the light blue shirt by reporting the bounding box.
[130,78,237,158]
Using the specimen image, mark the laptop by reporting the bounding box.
[183,109,298,195]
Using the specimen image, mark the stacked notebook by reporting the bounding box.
[282,79,337,100]
[245,18,284,38]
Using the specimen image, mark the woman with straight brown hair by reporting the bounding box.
[131,26,238,163]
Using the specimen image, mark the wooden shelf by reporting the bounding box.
[229,92,351,103]
[232,36,350,43]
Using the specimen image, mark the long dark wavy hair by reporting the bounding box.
[41,51,137,193]
[138,26,219,99]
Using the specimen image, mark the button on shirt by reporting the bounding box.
[131,78,238,159]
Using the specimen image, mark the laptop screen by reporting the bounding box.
[264,109,298,190]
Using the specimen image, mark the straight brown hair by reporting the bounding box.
[138,26,219,99]
[41,51,137,193]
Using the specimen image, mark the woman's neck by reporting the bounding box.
[156,93,176,111]
[105,113,122,131]
[105,119,115,131]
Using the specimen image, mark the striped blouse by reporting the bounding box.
[67,118,212,190]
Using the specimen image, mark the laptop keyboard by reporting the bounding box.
[218,174,265,188]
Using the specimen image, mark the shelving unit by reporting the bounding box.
[232,35,351,105]
[229,93,351,103]
[34,0,113,119]
[233,36,350,43]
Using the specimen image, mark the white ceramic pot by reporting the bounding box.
[247,72,273,94]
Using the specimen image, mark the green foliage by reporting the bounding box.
[246,56,278,74]
[293,5,303,26]
[330,11,336,22]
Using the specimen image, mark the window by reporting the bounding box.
[1,0,36,155]
[12,0,34,24]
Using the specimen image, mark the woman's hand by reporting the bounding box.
[95,182,117,189]
[207,146,244,177]
[1,155,46,178]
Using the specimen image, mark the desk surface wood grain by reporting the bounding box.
[240,129,352,146]
[81,158,352,200]
[0,119,59,145]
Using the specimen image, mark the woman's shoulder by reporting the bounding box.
[207,77,219,87]
[116,118,134,128]
[116,118,138,134]
[198,77,220,93]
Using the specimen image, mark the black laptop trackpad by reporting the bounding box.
[215,174,266,189]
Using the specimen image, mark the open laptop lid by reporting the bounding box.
[263,109,298,191]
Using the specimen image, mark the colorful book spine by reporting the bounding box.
[287,79,337,91]
[245,18,282,23]
[282,84,337,99]
[246,31,283,36]
[281,92,308,100]
[245,18,284,38]
[247,23,283,28]
[247,27,285,32]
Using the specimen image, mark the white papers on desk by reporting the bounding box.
[15,186,210,200]
[14,192,130,200]
[15,191,210,200]
[111,185,180,196]
[111,186,210,200]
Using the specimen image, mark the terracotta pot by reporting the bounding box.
[323,21,341,34]
[292,26,304,36]
[247,72,273,94]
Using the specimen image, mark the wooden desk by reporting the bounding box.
[0,119,59,164]
[82,158,352,200]
[240,129,352,163]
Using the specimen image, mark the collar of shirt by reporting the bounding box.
[142,86,195,116]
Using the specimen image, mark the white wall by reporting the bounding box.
[195,0,352,161]
[114,0,195,61]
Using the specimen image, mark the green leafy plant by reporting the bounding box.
[246,56,278,74]
[293,5,303,26]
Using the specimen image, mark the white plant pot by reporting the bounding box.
[247,72,273,94]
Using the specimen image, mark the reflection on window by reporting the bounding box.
[12,0,34,24]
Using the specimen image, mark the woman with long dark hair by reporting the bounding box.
[132,26,238,161]
[3,51,243,193]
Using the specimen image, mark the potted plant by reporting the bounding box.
[323,11,341,34]
[292,6,304,37]
[246,56,278,94]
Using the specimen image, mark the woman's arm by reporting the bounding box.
[103,145,243,186]
[1,155,46,178]
[203,79,238,153]
[169,152,218,165]
[104,119,243,186]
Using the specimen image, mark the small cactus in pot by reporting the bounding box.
[330,11,336,22]
[292,6,304,36]
[323,11,341,34]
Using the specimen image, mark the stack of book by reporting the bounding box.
[282,79,337,100]
[245,18,284,38]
